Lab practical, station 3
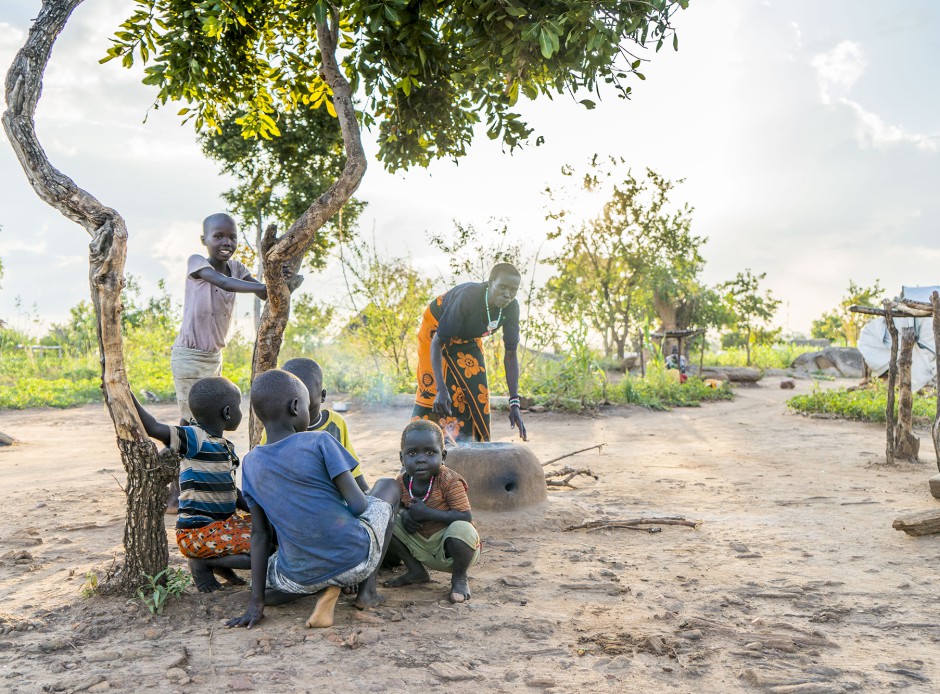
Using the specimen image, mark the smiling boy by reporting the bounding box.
[383,420,481,603]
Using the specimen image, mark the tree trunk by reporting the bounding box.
[745,327,752,366]
[248,7,367,446]
[931,291,940,472]
[894,326,919,462]
[2,0,174,593]
[253,212,263,333]
[883,301,899,465]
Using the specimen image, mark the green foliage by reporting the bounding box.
[811,279,884,347]
[105,1,685,169]
[136,568,191,616]
[199,107,363,275]
[616,364,734,410]
[705,343,818,370]
[80,571,100,598]
[282,293,336,355]
[787,381,935,423]
[340,237,434,389]
[544,158,704,359]
[719,270,781,366]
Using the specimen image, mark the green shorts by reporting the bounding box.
[392,518,480,573]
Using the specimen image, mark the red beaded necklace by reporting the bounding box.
[408,475,434,502]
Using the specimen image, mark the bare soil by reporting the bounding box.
[1,377,939,693]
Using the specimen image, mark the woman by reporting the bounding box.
[412,263,527,442]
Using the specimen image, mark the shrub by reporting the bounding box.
[787,381,936,423]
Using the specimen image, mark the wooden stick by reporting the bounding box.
[565,517,700,531]
[895,327,920,462]
[545,466,599,487]
[541,443,605,467]
[893,509,940,536]
[884,300,899,465]
[931,291,940,473]
[849,305,932,318]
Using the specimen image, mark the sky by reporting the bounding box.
[1,0,939,338]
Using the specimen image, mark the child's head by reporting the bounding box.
[281,358,325,420]
[400,420,446,481]
[487,262,522,309]
[189,377,243,431]
[201,213,238,264]
[250,369,310,433]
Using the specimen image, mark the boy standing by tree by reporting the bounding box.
[383,420,480,603]
[227,370,399,630]
[133,377,251,593]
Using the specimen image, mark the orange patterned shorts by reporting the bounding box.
[176,513,251,559]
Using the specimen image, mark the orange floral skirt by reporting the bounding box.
[412,304,491,442]
[176,513,251,559]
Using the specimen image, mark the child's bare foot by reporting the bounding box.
[306,586,341,628]
[188,558,222,593]
[213,567,246,586]
[354,588,386,610]
[382,567,430,588]
[449,574,471,603]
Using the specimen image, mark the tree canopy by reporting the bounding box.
[106,0,686,170]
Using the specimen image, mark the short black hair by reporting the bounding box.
[401,418,444,451]
[488,262,521,283]
[250,369,308,425]
[281,357,323,393]
[202,213,235,235]
[189,377,241,422]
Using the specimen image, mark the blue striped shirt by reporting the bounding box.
[169,425,239,530]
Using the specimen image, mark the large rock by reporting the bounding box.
[444,442,547,511]
[791,347,864,378]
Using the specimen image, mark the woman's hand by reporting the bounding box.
[432,389,453,416]
[508,405,527,441]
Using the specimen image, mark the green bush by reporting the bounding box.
[705,343,819,370]
[615,365,733,410]
[787,381,936,422]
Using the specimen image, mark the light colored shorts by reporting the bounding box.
[171,346,222,423]
[266,496,393,595]
[392,518,480,573]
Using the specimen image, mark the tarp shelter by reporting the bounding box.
[857,286,938,392]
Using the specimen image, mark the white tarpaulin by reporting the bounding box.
[856,286,939,392]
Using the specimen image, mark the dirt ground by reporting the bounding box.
[1,377,939,693]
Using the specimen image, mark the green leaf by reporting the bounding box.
[579,99,595,110]
[538,28,554,59]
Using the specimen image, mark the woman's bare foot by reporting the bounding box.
[213,567,246,586]
[382,567,430,588]
[306,586,341,628]
[449,573,471,603]
[188,558,222,593]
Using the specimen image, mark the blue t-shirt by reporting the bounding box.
[241,431,370,586]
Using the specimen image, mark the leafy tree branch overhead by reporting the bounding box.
[105,0,687,170]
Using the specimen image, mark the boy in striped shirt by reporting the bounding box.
[133,377,250,592]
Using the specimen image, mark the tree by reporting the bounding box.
[109,0,687,445]
[811,279,884,346]
[544,160,703,360]
[340,237,433,389]
[720,269,781,365]
[198,107,363,330]
[3,0,686,591]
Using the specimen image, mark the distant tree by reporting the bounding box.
[544,160,703,360]
[340,238,434,387]
[198,108,363,330]
[811,279,884,346]
[720,270,781,365]
[281,293,337,357]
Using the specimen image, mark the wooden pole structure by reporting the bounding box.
[883,300,899,465]
[894,326,919,462]
[931,292,940,473]
[638,330,646,377]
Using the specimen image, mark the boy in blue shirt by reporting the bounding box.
[133,377,251,592]
[227,370,400,630]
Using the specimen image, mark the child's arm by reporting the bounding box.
[335,471,369,517]
[226,504,273,629]
[354,474,370,493]
[235,488,250,513]
[131,392,172,447]
[406,500,471,526]
[192,266,268,300]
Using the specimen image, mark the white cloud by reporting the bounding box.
[811,40,866,104]
[839,98,939,152]
[0,237,46,254]
[0,21,24,47]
